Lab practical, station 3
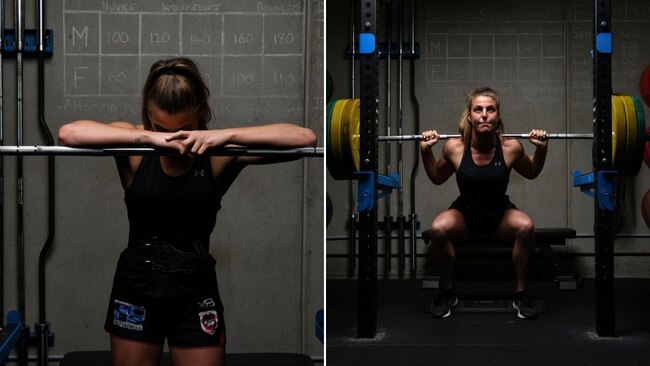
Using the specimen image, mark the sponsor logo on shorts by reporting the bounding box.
[197,297,216,309]
[113,300,146,331]
[199,310,219,335]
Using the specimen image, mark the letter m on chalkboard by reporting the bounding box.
[429,41,442,55]
[72,26,89,47]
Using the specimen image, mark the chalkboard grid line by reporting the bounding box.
[261,14,266,96]
[62,1,307,100]
[98,13,103,96]
[220,12,224,100]
[62,10,305,16]
[64,94,304,98]
[64,53,305,57]
[424,31,567,82]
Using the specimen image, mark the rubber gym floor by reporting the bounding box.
[326,278,650,366]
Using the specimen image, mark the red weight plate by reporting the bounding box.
[640,65,650,107]
[642,189,650,229]
[645,126,650,168]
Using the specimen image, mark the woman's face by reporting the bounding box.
[148,103,200,133]
[468,95,499,134]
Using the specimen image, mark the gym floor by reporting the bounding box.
[326,278,650,366]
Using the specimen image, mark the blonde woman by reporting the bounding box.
[420,87,547,320]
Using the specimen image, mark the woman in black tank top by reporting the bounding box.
[58,58,317,366]
[419,87,548,320]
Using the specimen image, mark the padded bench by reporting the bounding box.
[424,228,579,290]
[59,351,315,366]
[453,227,576,247]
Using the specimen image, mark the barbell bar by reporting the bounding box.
[0,146,324,157]
[378,133,597,141]
[328,96,648,179]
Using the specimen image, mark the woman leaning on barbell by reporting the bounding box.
[419,86,548,320]
[58,57,317,366]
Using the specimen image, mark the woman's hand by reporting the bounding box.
[164,130,231,155]
[420,130,440,151]
[528,129,548,148]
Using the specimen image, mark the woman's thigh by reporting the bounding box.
[110,336,163,366]
[170,345,225,366]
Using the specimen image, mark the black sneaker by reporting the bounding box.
[513,290,539,319]
[429,287,458,318]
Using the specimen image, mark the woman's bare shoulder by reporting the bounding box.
[443,137,464,151]
[501,136,524,150]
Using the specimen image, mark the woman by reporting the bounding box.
[58,58,317,366]
[420,87,547,320]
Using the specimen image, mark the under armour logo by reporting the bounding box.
[194,169,206,177]
[197,298,216,308]
[494,162,502,167]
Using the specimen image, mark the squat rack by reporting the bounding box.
[592,0,614,337]
[353,0,617,338]
[356,0,380,339]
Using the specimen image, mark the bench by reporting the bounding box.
[59,351,315,366]
[423,227,579,290]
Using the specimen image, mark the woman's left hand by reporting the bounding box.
[528,129,548,147]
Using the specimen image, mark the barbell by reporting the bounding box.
[0,146,324,157]
[378,133,595,141]
[327,96,649,179]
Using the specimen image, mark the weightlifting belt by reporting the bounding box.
[130,237,212,274]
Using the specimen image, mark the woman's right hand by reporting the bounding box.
[164,130,231,156]
[420,130,440,151]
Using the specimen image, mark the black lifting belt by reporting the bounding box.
[131,237,213,274]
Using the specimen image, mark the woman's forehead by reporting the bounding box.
[472,95,497,106]
[149,104,198,128]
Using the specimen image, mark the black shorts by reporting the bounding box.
[104,249,226,348]
[449,195,517,237]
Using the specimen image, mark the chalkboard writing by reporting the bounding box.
[418,0,650,136]
[62,0,306,121]
[425,22,566,83]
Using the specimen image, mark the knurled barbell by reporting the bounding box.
[0,146,325,157]
[378,133,595,141]
[327,96,649,179]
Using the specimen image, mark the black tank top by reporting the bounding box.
[456,135,509,205]
[124,155,222,252]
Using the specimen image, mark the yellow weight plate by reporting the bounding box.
[328,99,350,179]
[631,96,646,177]
[611,95,627,171]
[329,99,344,179]
[622,95,638,176]
[326,100,339,178]
[338,99,356,175]
[348,99,361,172]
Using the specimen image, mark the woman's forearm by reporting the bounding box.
[421,148,440,184]
[529,145,548,178]
[58,120,159,147]
[222,123,317,148]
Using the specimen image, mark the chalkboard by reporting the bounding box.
[417,0,650,134]
[24,0,324,355]
[59,0,310,126]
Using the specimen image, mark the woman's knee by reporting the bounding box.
[507,212,535,238]
[430,214,466,244]
[430,220,455,241]
[519,218,535,237]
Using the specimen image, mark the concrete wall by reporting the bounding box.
[1,0,323,360]
[326,0,650,279]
